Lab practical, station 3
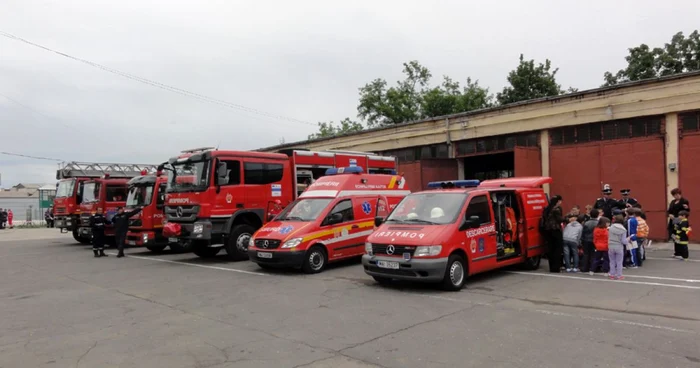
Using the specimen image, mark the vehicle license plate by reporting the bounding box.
[257,252,273,259]
[128,241,136,245]
[168,237,178,242]
[377,260,399,269]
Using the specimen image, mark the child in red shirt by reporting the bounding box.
[591,217,610,275]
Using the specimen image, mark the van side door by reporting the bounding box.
[463,194,497,274]
[519,190,547,258]
[320,198,361,260]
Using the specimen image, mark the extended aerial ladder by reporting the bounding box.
[54,162,159,242]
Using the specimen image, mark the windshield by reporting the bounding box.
[82,182,101,203]
[56,179,75,198]
[167,160,210,192]
[387,192,467,225]
[276,198,333,221]
[126,185,154,207]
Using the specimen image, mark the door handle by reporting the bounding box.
[528,226,535,230]
[351,225,359,229]
[236,203,244,208]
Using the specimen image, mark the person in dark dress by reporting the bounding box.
[543,195,564,273]
[618,189,641,210]
[667,188,690,244]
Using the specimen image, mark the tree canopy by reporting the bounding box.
[308,118,364,140]
[496,54,566,105]
[603,30,700,86]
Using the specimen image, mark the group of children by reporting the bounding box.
[561,207,654,280]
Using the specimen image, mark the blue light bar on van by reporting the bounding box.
[324,166,365,175]
[427,180,480,189]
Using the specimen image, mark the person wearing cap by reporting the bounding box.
[111,206,143,258]
[618,189,641,210]
[594,184,619,220]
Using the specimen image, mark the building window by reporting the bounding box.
[680,111,700,132]
[387,143,449,162]
[550,115,663,146]
[456,132,538,156]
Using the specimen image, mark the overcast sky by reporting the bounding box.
[1,0,699,186]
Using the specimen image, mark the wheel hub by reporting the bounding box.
[449,262,464,286]
[309,252,323,270]
[236,233,251,251]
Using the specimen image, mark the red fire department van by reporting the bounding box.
[124,168,191,253]
[54,162,157,244]
[248,166,410,273]
[77,175,133,241]
[363,177,552,291]
[162,148,397,260]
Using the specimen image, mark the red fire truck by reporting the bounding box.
[54,162,157,244]
[162,148,397,260]
[124,168,191,252]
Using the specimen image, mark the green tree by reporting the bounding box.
[496,54,566,105]
[603,30,700,86]
[421,76,493,117]
[308,118,364,140]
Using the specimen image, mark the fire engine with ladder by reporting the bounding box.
[162,147,397,260]
[54,162,158,244]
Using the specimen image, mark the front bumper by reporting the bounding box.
[54,215,77,230]
[248,248,306,268]
[167,220,212,240]
[126,230,161,246]
[362,255,448,282]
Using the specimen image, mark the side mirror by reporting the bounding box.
[459,215,481,231]
[326,213,343,225]
[374,216,384,227]
[217,163,227,179]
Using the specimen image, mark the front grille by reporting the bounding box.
[371,244,416,256]
[80,214,91,227]
[255,239,281,249]
[129,219,142,227]
[165,205,200,222]
[55,207,67,214]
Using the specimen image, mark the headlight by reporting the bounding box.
[193,223,204,234]
[249,237,255,248]
[414,245,442,257]
[365,242,373,255]
[282,238,302,248]
[142,233,149,242]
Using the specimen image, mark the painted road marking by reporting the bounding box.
[106,253,267,276]
[506,271,700,290]
[645,257,700,263]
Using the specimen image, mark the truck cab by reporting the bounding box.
[363,177,551,291]
[163,148,399,261]
[248,166,410,273]
[124,170,189,252]
[77,176,130,240]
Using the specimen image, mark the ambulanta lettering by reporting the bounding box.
[310,182,340,187]
[527,194,543,199]
[466,224,496,238]
[527,199,546,204]
[374,231,425,239]
[259,227,282,233]
[169,198,190,204]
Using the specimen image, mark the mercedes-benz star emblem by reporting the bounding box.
[176,206,183,218]
[262,240,269,249]
[386,244,395,255]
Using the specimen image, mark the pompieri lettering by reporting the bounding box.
[374,231,425,239]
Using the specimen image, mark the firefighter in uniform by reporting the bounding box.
[619,189,641,210]
[594,184,619,219]
[90,208,109,258]
[111,206,143,258]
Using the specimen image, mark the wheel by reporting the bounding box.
[301,245,327,274]
[372,276,392,285]
[72,229,91,244]
[441,254,467,291]
[192,244,221,258]
[146,245,167,253]
[522,255,542,270]
[168,240,193,253]
[224,224,255,261]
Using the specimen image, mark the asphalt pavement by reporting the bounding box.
[1,229,699,368]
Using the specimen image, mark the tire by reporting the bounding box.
[372,276,392,285]
[224,224,255,261]
[72,229,91,245]
[301,245,327,274]
[168,240,193,253]
[441,254,467,291]
[192,244,221,258]
[146,245,167,253]
[522,255,542,270]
